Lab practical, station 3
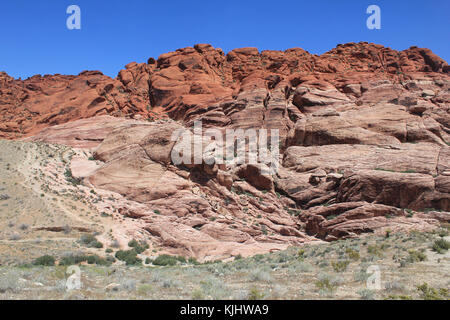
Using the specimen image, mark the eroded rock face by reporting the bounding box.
[6,42,450,259]
[2,42,449,140]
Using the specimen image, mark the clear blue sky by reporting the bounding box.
[1,0,449,79]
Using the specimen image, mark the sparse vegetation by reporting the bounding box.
[64,168,81,186]
[416,283,449,300]
[33,255,55,266]
[79,234,103,248]
[431,238,450,254]
[407,250,427,263]
[331,260,350,272]
[152,254,185,266]
[128,239,149,254]
[115,250,142,266]
[315,273,340,296]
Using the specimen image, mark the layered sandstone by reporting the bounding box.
[2,42,450,259]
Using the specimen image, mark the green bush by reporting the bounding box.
[297,249,305,261]
[115,249,142,265]
[331,260,350,272]
[432,238,450,254]
[80,234,103,248]
[59,254,110,266]
[152,254,179,266]
[128,239,149,254]
[417,283,449,300]
[188,257,200,265]
[367,244,384,258]
[59,255,88,266]
[86,255,109,265]
[64,168,81,186]
[345,248,360,261]
[315,275,339,296]
[248,287,265,300]
[33,255,55,266]
[407,250,427,263]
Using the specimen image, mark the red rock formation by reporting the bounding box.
[3,42,450,259]
[2,42,449,139]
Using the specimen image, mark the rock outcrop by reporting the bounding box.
[3,42,450,259]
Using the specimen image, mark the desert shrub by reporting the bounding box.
[436,228,449,237]
[407,250,427,263]
[0,271,22,293]
[297,249,305,261]
[79,234,103,248]
[431,238,450,254]
[86,255,109,265]
[152,254,180,266]
[315,273,340,296]
[18,223,29,230]
[137,284,153,296]
[162,279,176,288]
[384,281,406,292]
[331,260,350,272]
[198,276,229,299]
[248,287,265,300]
[249,268,272,283]
[367,244,384,258]
[59,253,109,266]
[357,289,376,300]
[191,288,205,300]
[417,283,449,300]
[64,168,81,186]
[317,260,329,268]
[59,255,88,266]
[345,248,360,261]
[115,249,142,265]
[33,255,55,266]
[290,262,313,274]
[188,257,200,265]
[277,252,290,263]
[120,279,137,291]
[261,225,268,235]
[128,239,149,254]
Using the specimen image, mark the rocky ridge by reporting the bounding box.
[1,42,449,259]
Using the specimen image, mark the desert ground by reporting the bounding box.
[0,139,448,299]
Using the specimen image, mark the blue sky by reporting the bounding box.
[1,0,449,79]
